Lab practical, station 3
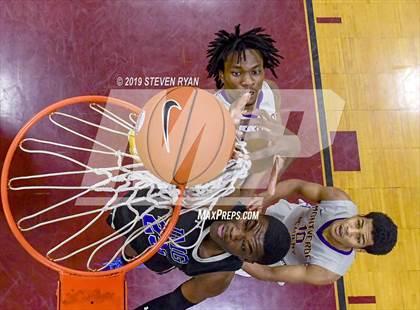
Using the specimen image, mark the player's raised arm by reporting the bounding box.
[243,110,301,161]
[229,91,252,127]
[248,179,350,211]
[260,179,351,207]
[242,262,340,286]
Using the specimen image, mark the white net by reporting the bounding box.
[8,102,250,271]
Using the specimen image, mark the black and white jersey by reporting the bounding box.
[108,190,243,276]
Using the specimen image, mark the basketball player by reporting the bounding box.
[107,188,290,309]
[207,24,301,195]
[238,179,398,285]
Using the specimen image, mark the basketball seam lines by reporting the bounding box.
[172,88,199,184]
[186,98,227,183]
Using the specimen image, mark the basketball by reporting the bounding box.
[135,87,236,187]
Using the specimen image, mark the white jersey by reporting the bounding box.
[215,80,277,132]
[266,199,358,276]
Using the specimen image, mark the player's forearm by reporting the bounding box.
[269,264,310,283]
[245,263,339,286]
[266,179,304,203]
[272,264,339,285]
[242,263,277,281]
[244,263,308,284]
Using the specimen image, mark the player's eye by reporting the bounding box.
[246,220,256,231]
[358,220,362,229]
[252,69,261,75]
[241,240,246,252]
[231,71,240,77]
[246,220,251,230]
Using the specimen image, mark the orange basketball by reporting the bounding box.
[135,87,235,187]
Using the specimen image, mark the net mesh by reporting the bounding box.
[8,102,250,271]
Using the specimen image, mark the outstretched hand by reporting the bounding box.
[243,110,300,161]
[267,155,283,196]
[246,196,265,213]
[229,91,252,126]
[246,156,281,213]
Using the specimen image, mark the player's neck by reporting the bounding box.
[198,235,225,258]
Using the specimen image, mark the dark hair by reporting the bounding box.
[257,215,290,265]
[206,24,283,89]
[364,212,397,255]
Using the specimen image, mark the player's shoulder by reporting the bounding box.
[262,79,281,114]
[264,79,279,90]
[317,186,358,215]
[322,186,352,201]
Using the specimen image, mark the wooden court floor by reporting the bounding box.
[312,1,419,309]
[0,1,417,309]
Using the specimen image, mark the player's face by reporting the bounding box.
[209,216,268,263]
[219,49,265,108]
[330,216,374,249]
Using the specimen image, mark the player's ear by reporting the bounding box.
[218,70,224,82]
[244,258,255,263]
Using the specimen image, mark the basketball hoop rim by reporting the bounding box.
[1,95,182,277]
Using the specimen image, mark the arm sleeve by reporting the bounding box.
[135,285,196,310]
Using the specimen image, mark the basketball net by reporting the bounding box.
[9,102,251,271]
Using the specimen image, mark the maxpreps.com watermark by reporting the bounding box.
[197,209,259,221]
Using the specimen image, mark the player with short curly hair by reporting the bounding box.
[107,189,291,309]
[239,179,398,285]
[363,212,397,255]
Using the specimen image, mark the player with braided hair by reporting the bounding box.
[207,25,301,196]
[207,24,282,91]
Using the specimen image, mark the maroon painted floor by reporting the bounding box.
[0,1,335,309]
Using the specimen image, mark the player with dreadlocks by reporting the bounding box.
[207,24,301,196]
[207,24,282,91]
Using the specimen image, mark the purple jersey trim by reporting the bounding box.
[316,218,353,255]
[219,89,229,102]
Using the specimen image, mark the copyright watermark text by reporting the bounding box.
[116,76,200,87]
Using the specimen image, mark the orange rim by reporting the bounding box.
[0,95,182,277]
